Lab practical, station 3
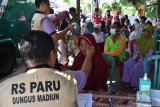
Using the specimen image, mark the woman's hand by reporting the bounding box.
[86,46,95,57]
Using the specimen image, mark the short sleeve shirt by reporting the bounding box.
[41,17,57,35]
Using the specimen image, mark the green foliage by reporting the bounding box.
[98,8,103,16]
[101,3,111,13]
[111,1,121,12]
[145,4,157,18]
[101,1,121,14]
[101,0,158,18]
[64,0,70,3]
[122,6,137,16]
[81,0,91,13]
[63,0,159,18]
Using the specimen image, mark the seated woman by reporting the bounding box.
[128,22,140,57]
[92,24,105,52]
[122,24,155,88]
[104,22,126,78]
[72,33,109,91]
[81,20,94,34]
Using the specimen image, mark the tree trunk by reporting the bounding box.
[96,0,99,9]
[76,0,80,27]
[76,0,80,18]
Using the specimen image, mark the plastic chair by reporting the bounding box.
[102,53,115,92]
[143,55,160,89]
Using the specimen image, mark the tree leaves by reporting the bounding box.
[63,0,69,3]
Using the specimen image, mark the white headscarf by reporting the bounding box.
[129,22,140,40]
[94,24,100,30]
[92,24,104,43]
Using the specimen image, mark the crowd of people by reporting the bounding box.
[0,0,158,106]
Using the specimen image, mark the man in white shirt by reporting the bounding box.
[31,0,74,70]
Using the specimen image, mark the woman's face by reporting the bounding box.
[142,29,150,37]
[79,39,90,55]
[94,27,99,33]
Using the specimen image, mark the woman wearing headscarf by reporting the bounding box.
[92,24,105,52]
[128,22,140,57]
[122,24,155,88]
[92,24,105,43]
[72,33,109,91]
[81,20,94,34]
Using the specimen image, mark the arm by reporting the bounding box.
[104,37,110,54]
[51,27,71,42]
[143,49,153,57]
[41,18,74,43]
[81,46,95,79]
[73,70,86,91]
